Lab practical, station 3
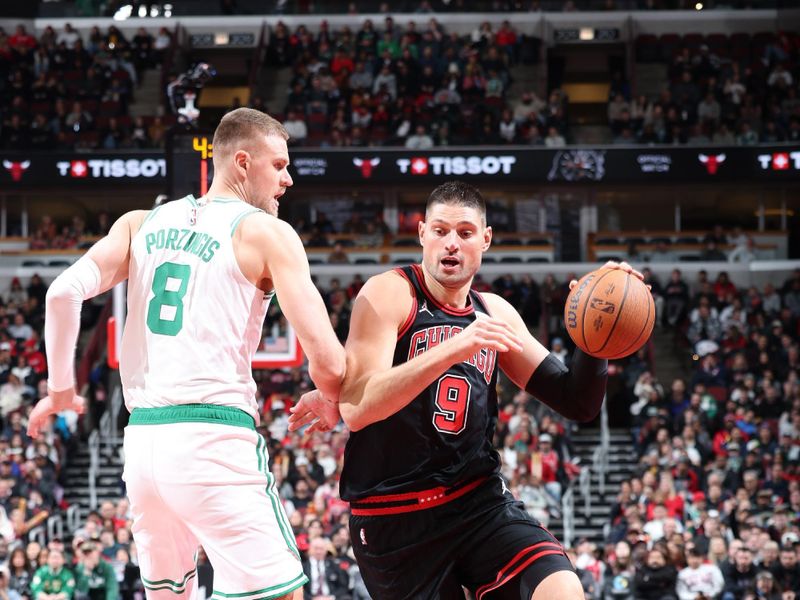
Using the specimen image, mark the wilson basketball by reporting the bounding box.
[564,268,655,360]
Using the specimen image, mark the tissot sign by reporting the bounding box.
[2,147,799,188]
[285,146,800,184]
[0,153,166,186]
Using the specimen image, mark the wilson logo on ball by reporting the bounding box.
[566,274,594,329]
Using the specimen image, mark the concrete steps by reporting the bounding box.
[547,428,636,544]
[129,68,163,118]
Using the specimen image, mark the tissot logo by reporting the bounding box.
[352,157,380,178]
[56,158,166,178]
[757,151,800,171]
[698,153,726,175]
[3,160,31,182]
[396,155,516,176]
[70,160,88,177]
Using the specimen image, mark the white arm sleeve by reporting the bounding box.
[45,255,102,392]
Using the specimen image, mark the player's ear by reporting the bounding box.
[418,219,425,245]
[233,150,250,175]
[482,225,492,252]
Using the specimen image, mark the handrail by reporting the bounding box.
[579,465,591,516]
[88,430,99,511]
[47,514,63,541]
[28,525,46,546]
[561,487,575,549]
[66,504,81,533]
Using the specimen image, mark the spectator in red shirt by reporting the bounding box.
[9,25,36,52]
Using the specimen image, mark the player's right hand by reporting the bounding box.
[288,389,340,434]
[454,315,524,361]
[26,388,86,438]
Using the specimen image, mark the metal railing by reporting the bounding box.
[561,486,575,550]
[28,525,46,546]
[88,430,100,511]
[47,514,63,541]
[591,397,610,497]
[66,504,81,533]
[98,385,124,452]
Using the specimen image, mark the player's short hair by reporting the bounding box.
[425,181,486,224]
[212,108,289,158]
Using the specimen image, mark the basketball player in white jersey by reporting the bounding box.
[27,108,346,600]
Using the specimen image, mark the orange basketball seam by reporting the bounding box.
[614,285,655,358]
[593,270,630,355]
[578,270,605,352]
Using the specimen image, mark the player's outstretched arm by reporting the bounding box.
[339,272,523,431]
[482,292,608,423]
[28,210,148,437]
[255,215,345,401]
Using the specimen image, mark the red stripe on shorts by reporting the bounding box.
[475,542,565,600]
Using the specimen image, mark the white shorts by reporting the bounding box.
[123,404,307,600]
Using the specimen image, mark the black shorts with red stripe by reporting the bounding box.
[348,475,574,600]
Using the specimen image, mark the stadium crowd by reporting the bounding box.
[0,23,173,151]
[268,16,570,148]
[2,217,800,600]
[609,31,800,145]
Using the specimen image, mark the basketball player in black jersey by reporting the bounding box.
[290,181,643,599]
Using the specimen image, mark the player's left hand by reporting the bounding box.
[602,260,644,281]
[27,388,86,438]
[288,389,340,434]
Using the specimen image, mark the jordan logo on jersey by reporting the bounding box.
[418,300,434,316]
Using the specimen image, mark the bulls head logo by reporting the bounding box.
[353,157,380,178]
[698,153,726,175]
[3,160,30,182]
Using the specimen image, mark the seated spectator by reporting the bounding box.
[74,541,119,600]
[736,122,758,146]
[634,547,678,600]
[302,537,349,599]
[283,111,308,146]
[544,126,565,148]
[30,548,75,600]
[721,546,758,600]
[676,545,724,600]
[405,125,433,149]
[327,243,350,265]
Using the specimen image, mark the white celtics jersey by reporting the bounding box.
[120,196,272,419]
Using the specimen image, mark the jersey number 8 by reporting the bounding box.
[146,261,191,336]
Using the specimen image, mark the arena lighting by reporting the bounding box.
[214,32,230,45]
[579,28,594,41]
[113,4,133,20]
[695,2,703,9]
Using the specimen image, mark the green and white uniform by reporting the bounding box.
[121,196,306,600]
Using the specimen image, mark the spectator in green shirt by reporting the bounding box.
[30,548,75,600]
[74,542,118,600]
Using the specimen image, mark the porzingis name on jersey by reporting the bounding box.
[408,325,497,384]
[144,228,221,263]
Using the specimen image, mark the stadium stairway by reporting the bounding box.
[256,66,294,114]
[129,68,165,118]
[63,438,125,521]
[548,427,637,545]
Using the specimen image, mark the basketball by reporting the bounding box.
[564,268,655,360]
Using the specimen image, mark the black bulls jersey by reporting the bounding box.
[340,264,501,501]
